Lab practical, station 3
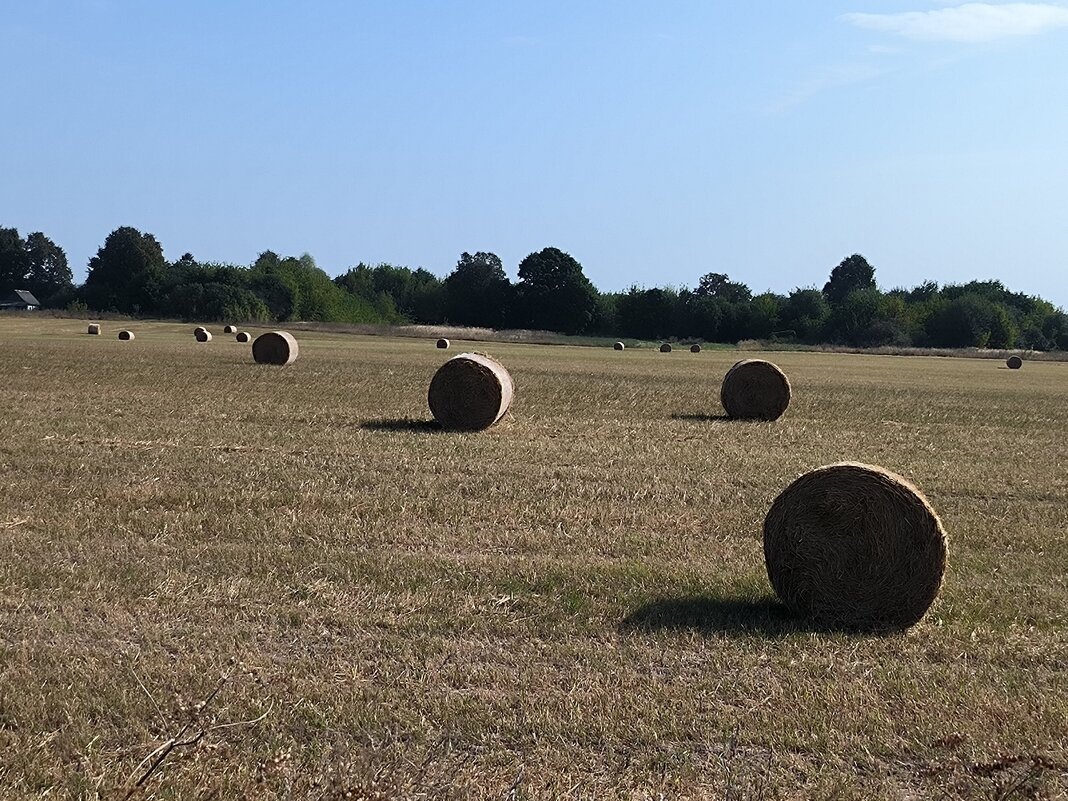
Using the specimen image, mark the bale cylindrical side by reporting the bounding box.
[660,343,672,353]
[436,338,450,349]
[195,329,213,342]
[613,342,625,351]
[690,343,702,353]
[1006,355,1023,369]
[428,352,513,431]
[118,330,134,341]
[763,462,948,631]
[236,331,251,343]
[252,331,298,365]
[720,359,791,421]
[87,324,101,335]
[224,325,237,334]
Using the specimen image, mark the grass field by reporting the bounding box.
[1,317,1065,799]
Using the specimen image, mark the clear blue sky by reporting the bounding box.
[4,1,1067,306]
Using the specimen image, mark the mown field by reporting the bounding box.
[0,317,1065,800]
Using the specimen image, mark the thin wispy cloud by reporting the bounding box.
[843,2,1068,43]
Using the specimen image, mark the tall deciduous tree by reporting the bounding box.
[514,247,598,334]
[83,227,167,313]
[443,251,510,328]
[823,254,876,305]
[25,232,72,300]
[0,227,30,294]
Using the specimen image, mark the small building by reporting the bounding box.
[0,290,41,311]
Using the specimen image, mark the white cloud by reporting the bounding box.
[843,3,1068,43]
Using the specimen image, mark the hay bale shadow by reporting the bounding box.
[671,413,761,423]
[360,418,443,433]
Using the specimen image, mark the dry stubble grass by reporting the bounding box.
[0,317,1066,799]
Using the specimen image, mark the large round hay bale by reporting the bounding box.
[1006,355,1023,369]
[87,324,100,335]
[118,330,134,341]
[252,331,299,365]
[436,338,450,349]
[690,343,702,353]
[764,463,947,630]
[428,352,513,431]
[613,342,625,351]
[660,343,672,353]
[195,329,212,342]
[236,331,251,343]
[224,324,237,334]
[720,359,791,421]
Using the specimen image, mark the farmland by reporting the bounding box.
[0,317,1066,799]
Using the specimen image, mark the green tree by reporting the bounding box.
[443,252,511,328]
[24,232,73,301]
[514,247,598,334]
[780,288,830,342]
[0,227,30,295]
[83,227,167,313]
[823,254,876,305]
[694,272,752,304]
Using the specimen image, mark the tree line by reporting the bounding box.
[2,224,1066,350]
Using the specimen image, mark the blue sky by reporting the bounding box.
[3,1,1067,306]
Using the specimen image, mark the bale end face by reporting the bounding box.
[87,324,101,335]
[690,344,702,353]
[236,332,251,343]
[428,352,513,431]
[224,325,237,334]
[252,331,298,365]
[195,330,213,342]
[720,359,791,421]
[436,338,450,349]
[1006,355,1023,369]
[660,343,672,353]
[613,342,625,351]
[763,462,947,631]
[118,330,134,341]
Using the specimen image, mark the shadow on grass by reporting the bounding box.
[622,595,816,637]
[359,418,443,433]
[671,413,732,423]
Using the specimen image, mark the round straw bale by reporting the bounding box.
[118,330,134,341]
[194,326,207,336]
[436,338,450,349]
[1006,355,1023,369]
[252,331,299,365]
[614,342,625,351]
[690,343,702,353]
[224,324,237,334]
[195,329,212,342]
[720,359,791,421]
[236,331,251,343]
[428,352,513,431]
[87,323,100,335]
[660,343,672,353]
[763,462,947,630]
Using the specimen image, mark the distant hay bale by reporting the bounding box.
[224,324,237,334]
[118,330,134,341]
[1006,355,1023,369]
[614,342,625,351]
[720,358,791,421]
[195,329,212,342]
[763,462,948,631]
[194,326,207,337]
[436,338,450,349]
[236,331,251,343]
[428,352,513,431]
[252,331,299,365]
[660,343,672,353]
[690,343,702,353]
[87,324,100,335]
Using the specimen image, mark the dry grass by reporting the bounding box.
[0,317,1066,799]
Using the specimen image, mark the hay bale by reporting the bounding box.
[236,331,251,343]
[195,329,212,342]
[118,330,134,341]
[690,343,702,353]
[224,325,237,334]
[428,352,513,431]
[613,342,625,351]
[194,326,207,336]
[87,324,100,335]
[1006,355,1023,369]
[252,331,298,365]
[436,338,450,349]
[720,359,791,421]
[660,343,672,353]
[763,462,948,630]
